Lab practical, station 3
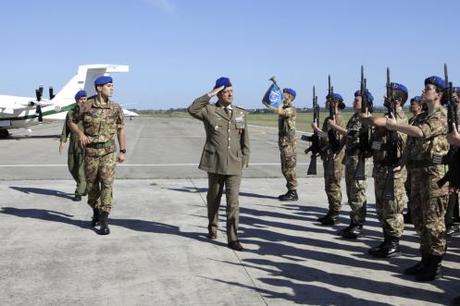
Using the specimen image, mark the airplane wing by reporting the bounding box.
[123,109,139,117]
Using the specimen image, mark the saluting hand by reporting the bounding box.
[208,85,225,97]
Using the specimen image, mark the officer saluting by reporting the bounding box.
[188,77,250,251]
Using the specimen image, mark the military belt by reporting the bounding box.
[86,140,114,149]
[407,155,445,168]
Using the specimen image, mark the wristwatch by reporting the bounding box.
[120,149,127,154]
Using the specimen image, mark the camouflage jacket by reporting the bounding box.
[72,96,124,157]
[320,112,345,162]
[345,112,365,156]
[372,108,407,177]
[61,108,84,155]
[278,102,296,146]
[405,105,449,196]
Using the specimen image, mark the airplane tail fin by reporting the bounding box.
[52,64,129,106]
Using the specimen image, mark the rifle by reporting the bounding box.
[382,67,397,200]
[354,66,371,180]
[438,63,460,189]
[304,86,321,175]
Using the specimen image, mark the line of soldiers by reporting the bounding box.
[309,71,460,284]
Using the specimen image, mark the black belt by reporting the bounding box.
[86,140,114,149]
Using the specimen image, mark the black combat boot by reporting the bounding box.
[450,295,460,306]
[340,222,363,239]
[403,211,412,224]
[369,235,401,258]
[90,208,100,228]
[320,213,339,226]
[74,194,82,201]
[98,211,110,235]
[228,240,244,251]
[404,253,429,275]
[278,190,298,201]
[415,254,442,281]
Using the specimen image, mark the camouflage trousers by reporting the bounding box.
[85,152,116,213]
[323,156,343,215]
[68,152,86,196]
[207,173,241,243]
[408,168,424,234]
[345,156,367,225]
[409,167,449,256]
[373,166,407,238]
[279,144,297,191]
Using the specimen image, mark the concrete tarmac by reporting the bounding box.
[0,117,458,305]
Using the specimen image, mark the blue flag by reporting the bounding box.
[262,83,283,109]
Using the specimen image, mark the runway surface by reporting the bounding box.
[0,117,317,180]
[0,117,458,305]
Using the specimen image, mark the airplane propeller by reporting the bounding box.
[35,85,44,122]
[49,86,55,100]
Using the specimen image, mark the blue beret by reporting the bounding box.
[424,76,445,89]
[410,96,422,103]
[453,87,460,94]
[214,77,232,89]
[94,76,113,86]
[326,93,343,102]
[283,88,296,98]
[354,89,374,103]
[391,83,408,95]
[74,90,87,100]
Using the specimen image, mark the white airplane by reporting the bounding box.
[0,64,138,138]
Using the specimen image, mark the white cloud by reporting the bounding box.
[142,0,176,14]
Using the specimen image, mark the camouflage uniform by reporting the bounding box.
[344,113,368,225]
[60,109,86,196]
[404,113,421,219]
[405,105,449,256]
[72,96,124,213]
[320,113,345,215]
[278,101,297,191]
[372,108,407,238]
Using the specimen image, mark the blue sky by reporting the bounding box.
[1,0,459,110]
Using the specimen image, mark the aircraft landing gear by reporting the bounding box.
[0,129,10,139]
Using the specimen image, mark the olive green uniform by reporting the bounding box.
[188,94,250,243]
[61,109,86,196]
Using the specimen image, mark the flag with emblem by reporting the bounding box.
[262,82,283,109]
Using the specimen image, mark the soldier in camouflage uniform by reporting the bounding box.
[69,76,126,235]
[444,87,460,236]
[329,90,373,239]
[387,76,449,281]
[360,83,408,258]
[188,77,250,251]
[403,96,424,224]
[312,93,346,225]
[275,88,298,201]
[59,90,87,201]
